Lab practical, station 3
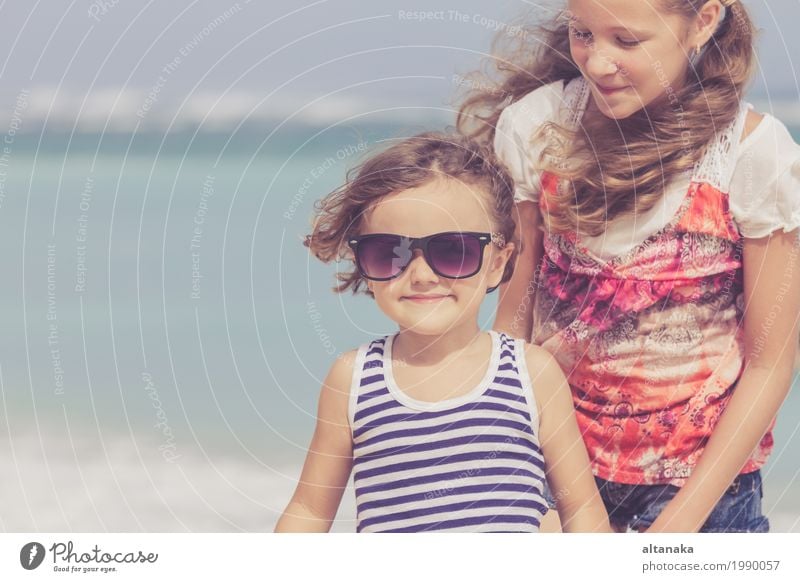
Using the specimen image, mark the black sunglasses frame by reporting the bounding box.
[347,231,504,282]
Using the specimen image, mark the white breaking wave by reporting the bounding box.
[0,429,357,532]
[0,429,796,532]
[1,86,797,134]
[0,87,454,133]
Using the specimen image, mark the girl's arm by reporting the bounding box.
[274,352,355,532]
[526,344,611,532]
[648,229,800,532]
[494,201,543,341]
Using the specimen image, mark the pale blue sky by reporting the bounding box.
[0,0,797,129]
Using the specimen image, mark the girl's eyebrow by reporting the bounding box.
[609,25,648,36]
[567,14,648,36]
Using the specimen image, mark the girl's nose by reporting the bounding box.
[406,250,439,285]
[585,48,619,79]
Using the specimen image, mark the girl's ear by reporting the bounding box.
[691,0,725,48]
[486,242,515,290]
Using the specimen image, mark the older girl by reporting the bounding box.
[460,0,800,532]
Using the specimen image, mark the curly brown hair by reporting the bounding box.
[304,132,518,295]
[457,1,756,237]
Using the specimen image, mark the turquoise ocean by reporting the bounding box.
[0,123,798,532]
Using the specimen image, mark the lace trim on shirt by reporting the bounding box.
[562,77,591,129]
[543,78,591,189]
[691,102,750,192]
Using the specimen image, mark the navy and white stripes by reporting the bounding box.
[349,330,547,533]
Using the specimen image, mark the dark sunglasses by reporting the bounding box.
[347,231,506,282]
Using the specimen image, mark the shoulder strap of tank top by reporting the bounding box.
[511,336,541,439]
[347,337,387,438]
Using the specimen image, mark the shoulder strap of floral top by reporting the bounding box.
[691,101,750,193]
[561,76,591,130]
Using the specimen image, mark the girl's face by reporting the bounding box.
[567,0,719,119]
[359,178,512,337]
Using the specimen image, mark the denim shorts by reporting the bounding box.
[542,471,769,532]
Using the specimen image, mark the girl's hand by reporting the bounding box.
[274,352,355,532]
[526,344,612,533]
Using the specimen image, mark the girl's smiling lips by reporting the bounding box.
[595,83,630,95]
[401,294,453,303]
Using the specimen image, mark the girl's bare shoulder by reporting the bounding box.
[742,109,766,143]
[316,349,360,423]
[522,342,567,390]
[327,349,359,390]
[522,341,557,367]
[519,341,570,421]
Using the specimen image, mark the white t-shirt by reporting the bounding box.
[494,78,800,260]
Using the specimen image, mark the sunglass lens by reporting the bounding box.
[357,235,409,279]
[428,233,482,278]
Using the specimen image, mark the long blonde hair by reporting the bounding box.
[457,1,756,236]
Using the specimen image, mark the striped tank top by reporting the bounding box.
[349,330,547,533]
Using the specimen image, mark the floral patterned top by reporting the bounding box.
[495,77,800,485]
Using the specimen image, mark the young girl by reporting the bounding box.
[275,133,610,533]
[459,0,800,532]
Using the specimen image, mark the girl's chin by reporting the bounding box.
[595,102,640,120]
[397,316,467,336]
[590,94,643,120]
